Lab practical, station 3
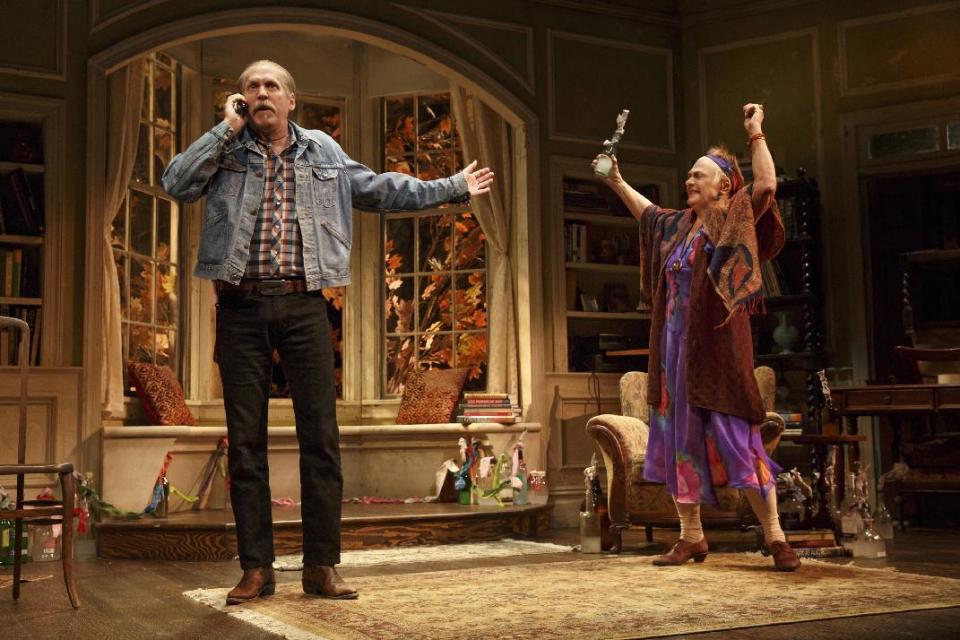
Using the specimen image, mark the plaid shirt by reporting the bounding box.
[244,126,304,279]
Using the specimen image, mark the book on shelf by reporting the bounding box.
[0,304,40,365]
[564,222,588,262]
[760,261,781,297]
[778,411,804,423]
[563,177,610,213]
[2,248,13,296]
[777,196,798,238]
[456,415,517,424]
[4,169,41,236]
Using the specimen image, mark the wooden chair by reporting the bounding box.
[0,316,79,608]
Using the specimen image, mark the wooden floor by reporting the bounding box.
[3,527,959,639]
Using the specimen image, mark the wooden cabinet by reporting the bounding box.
[0,95,65,366]
[549,156,676,374]
[752,171,826,432]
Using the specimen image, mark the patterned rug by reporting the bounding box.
[272,539,574,571]
[184,553,960,640]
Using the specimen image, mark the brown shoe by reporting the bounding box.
[226,566,276,605]
[768,541,802,572]
[302,565,359,599]
[652,537,709,566]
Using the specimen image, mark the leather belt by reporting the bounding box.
[217,278,308,296]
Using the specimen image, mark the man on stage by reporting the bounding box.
[163,59,494,604]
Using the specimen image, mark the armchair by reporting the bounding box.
[586,366,785,553]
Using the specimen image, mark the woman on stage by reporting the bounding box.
[593,103,800,571]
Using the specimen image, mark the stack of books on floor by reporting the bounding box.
[456,392,520,424]
[784,529,845,558]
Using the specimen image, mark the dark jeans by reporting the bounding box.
[215,289,341,570]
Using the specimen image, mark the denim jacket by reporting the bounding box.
[162,121,469,289]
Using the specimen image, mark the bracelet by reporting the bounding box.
[748,132,766,146]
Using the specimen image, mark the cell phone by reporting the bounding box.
[234,98,248,116]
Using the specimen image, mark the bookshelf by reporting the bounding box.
[550,156,676,374]
[753,170,825,433]
[0,113,53,366]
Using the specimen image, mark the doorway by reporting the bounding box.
[862,168,960,383]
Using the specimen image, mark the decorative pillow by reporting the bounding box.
[127,362,197,426]
[396,367,470,425]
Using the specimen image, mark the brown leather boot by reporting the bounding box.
[226,566,276,605]
[652,537,709,566]
[302,565,359,599]
[768,541,802,572]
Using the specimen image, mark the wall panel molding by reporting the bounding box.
[838,1,960,97]
[547,30,675,153]
[0,368,83,489]
[698,28,822,177]
[398,7,535,94]
[0,0,66,81]
[90,0,166,33]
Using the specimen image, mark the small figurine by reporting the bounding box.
[593,109,630,177]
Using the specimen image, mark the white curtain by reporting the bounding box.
[102,58,146,415]
[451,85,519,398]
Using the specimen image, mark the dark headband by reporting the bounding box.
[706,154,743,194]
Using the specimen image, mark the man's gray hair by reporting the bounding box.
[238,60,296,96]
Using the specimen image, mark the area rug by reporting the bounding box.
[185,552,960,639]
[272,539,574,571]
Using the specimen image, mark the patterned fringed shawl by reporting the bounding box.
[639,186,784,325]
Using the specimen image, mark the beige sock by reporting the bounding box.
[674,498,704,543]
[745,488,787,544]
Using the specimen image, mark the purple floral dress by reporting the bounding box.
[643,228,780,505]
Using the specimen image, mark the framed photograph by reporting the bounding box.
[295,94,344,147]
[580,293,599,313]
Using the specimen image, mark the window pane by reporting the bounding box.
[418,94,456,151]
[420,274,451,332]
[385,335,415,395]
[455,212,486,269]
[948,123,960,150]
[419,214,452,272]
[156,263,178,326]
[419,332,453,369]
[129,257,154,323]
[416,152,457,180]
[385,155,415,176]
[153,128,173,185]
[384,96,415,157]
[129,323,155,363]
[156,330,175,367]
[299,102,342,145]
[115,252,128,319]
[141,62,152,121]
[385,276,414,333]
[111,197,127,250]
[154,66,174,129]
[133,123,150,184]
[385,218,414,274]
[868,127,939,159]
[458,332,488,390]
[455,271,486,331]
[156,199,178,263]
[129,191,153,257]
